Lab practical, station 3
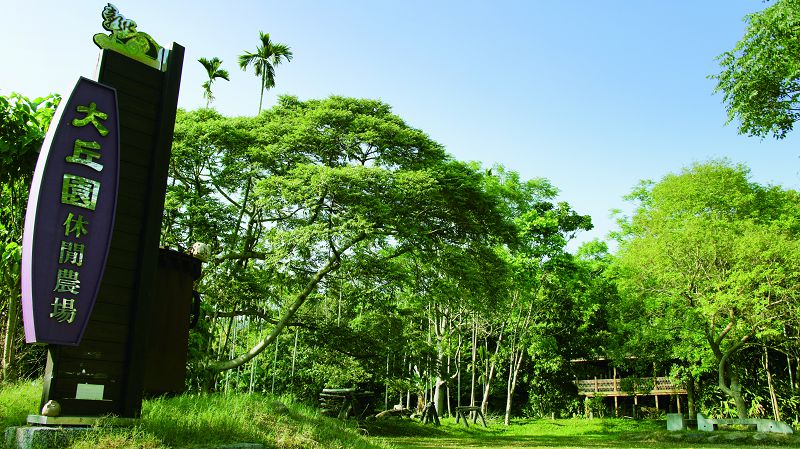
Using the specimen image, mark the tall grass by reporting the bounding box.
[1,384,391,448]
[134,393,389,449]
[0,380,40,428]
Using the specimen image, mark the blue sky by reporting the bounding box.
[2,1,797,251]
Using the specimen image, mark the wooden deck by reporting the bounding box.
[575,377,687,397]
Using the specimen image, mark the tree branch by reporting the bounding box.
[207,232,367,372]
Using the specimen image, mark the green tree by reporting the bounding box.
[712,0,800,139]
[238,32,293,114]
[0,92,60,382]
[198,57,230,107]
[475,166,593,423]
[615,160,800,418]
[164,97,514,381]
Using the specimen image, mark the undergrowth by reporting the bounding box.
[0,380,40,429]
[1,383,390,449]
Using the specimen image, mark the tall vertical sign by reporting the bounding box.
[23,4,184,420]
[21,78,119,346]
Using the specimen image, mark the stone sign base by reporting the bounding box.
[5,426,90,449]
[5,416,138,449]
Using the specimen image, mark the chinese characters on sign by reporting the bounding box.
[21,77,119,345]
[48,103,110,324]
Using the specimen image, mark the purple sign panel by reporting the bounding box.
[21,77,119,345]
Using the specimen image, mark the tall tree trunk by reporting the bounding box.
[446,318,453,418]
[504,348,524,426]
[728,370,747,418]
[470,317,477,407]
[2,284,20,383]
[504,351,514,425]
[481,294,514,414]
[763,345,780,421]
[457,333,462,409]
[480,331,503,414]
[434,374,445,414]
[407,361,412,409]
[432,309,448,416]
[248,317,258,394]
[271,336,279,394]
[717,351,747,418]
[707,321,751,418]
[686,372,697,418]
[291,328,298,379]
[483,337,489,403]
[385,352,390,410]
[258,74,266,113]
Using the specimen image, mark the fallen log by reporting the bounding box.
[375,408,412,420]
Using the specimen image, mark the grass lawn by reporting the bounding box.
[1,380,389,449]
[3,382,798,448]
[366,415,800,449]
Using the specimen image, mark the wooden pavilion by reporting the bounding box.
[573,359,687,417]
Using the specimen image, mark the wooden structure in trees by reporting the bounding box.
[575,376,687,397]
[318,388,374,419]
[454,406,487,427]
[420,402,440,426]
[573,360,688,417]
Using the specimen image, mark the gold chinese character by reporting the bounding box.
[72,102,109,136]
[50,297,77,323]
[61,174,100,210]
[63,213,89,238]
[58,241,85,267]
[53,269,81,294]
[66,139,103,171]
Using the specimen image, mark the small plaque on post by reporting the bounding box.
[76,383,106,401]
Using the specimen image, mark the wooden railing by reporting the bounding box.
[575,377,687,396]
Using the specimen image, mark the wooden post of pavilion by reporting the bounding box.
[654,376,659,410]
[613,367,619,417]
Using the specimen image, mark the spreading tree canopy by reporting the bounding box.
[712,0,800,139]
[614,160,800,418]
[164,96,515,374]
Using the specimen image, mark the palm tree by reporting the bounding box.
[238,32,293,113]
[198,57,230,107]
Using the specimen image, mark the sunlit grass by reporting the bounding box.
[4,387,799,448]
[370,415,799,449]
[1,385,392,449]
[0,379,40,428]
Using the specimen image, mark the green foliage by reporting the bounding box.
[198,56,230,107]
[712,0,800,138]
[614,159,800,417]
[0,92,60,182]
[0,379,40,427]
[0,92,60,245]
[1,92,60,383]
[239,31,293,113]
[168,96,515,399]
[618,377,654,396]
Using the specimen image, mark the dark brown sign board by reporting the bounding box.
[35,44,184,419]
[22,77,120,346]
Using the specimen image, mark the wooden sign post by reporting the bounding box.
[22,5,185,422]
